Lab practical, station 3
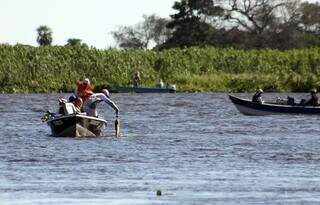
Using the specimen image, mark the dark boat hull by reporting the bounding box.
[47,114,107,137]
[229,95,320,116]
[113,86,175,93]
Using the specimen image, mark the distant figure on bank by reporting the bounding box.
[305,88,319,106]
[83,89,119,117]
[133,71,141,87]
[158,79,164,88]
[252,89,264,104]
[76,78,94,105]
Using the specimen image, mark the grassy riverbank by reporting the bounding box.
[0,45,319,93]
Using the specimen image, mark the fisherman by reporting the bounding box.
[305,88,319,106]
[76,78,94,104]
[132,71,141,87]
[158,79,164,88]
[252,89,264,104]
[83,89,119,117]
[68,95,83,112]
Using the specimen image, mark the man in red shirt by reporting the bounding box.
[76,78,94,108]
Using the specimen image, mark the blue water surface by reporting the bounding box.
[0,93,320,205]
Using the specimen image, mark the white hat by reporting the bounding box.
[83,78,90,85]
[311,88,317,93]
[102,89,110,98]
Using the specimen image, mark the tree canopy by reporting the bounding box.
[65,38,88,48]
[111,14,172,49]
[36,25,53,46]
[113,0,320,50]
[161,0,320,49]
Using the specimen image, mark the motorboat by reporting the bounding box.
[43,102,107,137]
[112,85,176,93]
[228,94,320,116]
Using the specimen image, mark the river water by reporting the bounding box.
[1,93,320,205]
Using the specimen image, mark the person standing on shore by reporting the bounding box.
[132,71,141,87]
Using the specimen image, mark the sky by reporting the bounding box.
[0,0,176,49]
[1,0,319,49]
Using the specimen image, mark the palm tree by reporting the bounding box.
[36,25,53,46]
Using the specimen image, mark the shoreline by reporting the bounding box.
[1,45,319,94]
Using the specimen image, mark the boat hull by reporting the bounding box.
[47,114,107,137]
[229,94,320,116]
[113,86,175,93]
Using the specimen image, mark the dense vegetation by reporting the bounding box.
[0,45,319,93]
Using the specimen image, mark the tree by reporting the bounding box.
[162,0,320,50]
[219,0,291,35]
[111,14,172,49]
[298,2,320,35]
[142,14,172,47]
[160,0,223,49]
[161,19,218,49]
[111,26,146,49]
[36,25,53,46]
[265,1,320,49]
[65,38,88,48]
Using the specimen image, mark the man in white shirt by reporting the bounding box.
[83,89,119,117]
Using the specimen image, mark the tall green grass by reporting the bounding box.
[0,45,319,93]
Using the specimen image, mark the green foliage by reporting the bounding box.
[0,45,319,93]
[65,38,88,48]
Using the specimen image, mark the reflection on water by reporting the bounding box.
[1,93,320,205]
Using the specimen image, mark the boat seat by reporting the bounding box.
[63,102,77,115]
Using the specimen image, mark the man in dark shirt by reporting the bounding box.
[305,88,319,106]
[252,89,264,103]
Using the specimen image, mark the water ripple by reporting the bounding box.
[1,93,320,204]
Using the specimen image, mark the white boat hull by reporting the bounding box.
[47,114,107,137]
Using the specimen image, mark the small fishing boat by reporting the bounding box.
[228,94,320,116]
[112,85,176,93]
[43,102,107,137]
[47,113,107,137]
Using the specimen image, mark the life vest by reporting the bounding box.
[74,97,83,112]
[76,80,94,103]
